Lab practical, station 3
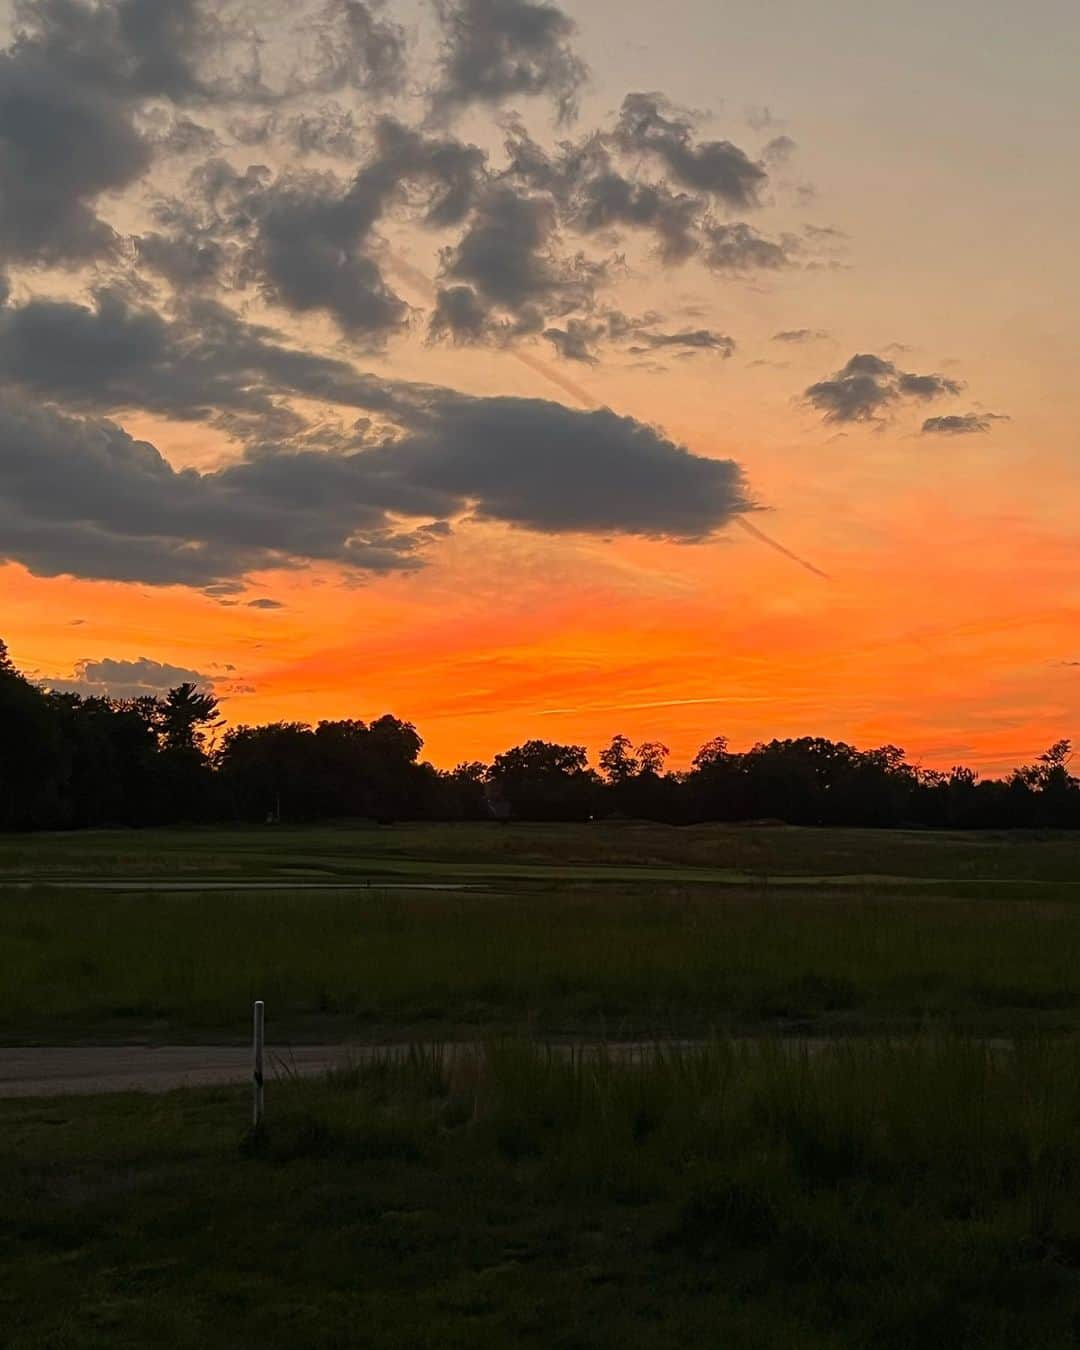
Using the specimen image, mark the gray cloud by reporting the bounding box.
[144,112,221,157]
[247,598,286,609]
[252,176,409,339]
[431,0,587,122]
[574,171,701,264]
[629,329,735,357]
[284,104,361,158]
[0,396,438,587]
[146,118,487,340]
[0,287,443,440]
[428,284,498,343]
[614,93,767,207]
[299,0,409,99]
[375,397,752,538]
[897,371,963,400]
[438,185,603,333]
[134,231,229,290]
[772,328,829,344]
[0,50,149,267]
[762,134,797,165]
[805,353,964,424]
[541,313,734,365]
[702,221,795,272]
[542,318,601,363]
[46,655,217,700]
[499,119,702,266]
[0,0,226,269]
[0,385,751,588]
[922,413,1007,436]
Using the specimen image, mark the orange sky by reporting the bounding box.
[4,0,1079,776]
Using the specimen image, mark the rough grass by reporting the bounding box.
[5,1038,1080,1348]
[6,883,1080,1040]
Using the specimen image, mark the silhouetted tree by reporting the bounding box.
[489,740,597,821]
[599,734,639,784]
[440,762,491,819]
[2,638,1079,832]
[0,641,64,828]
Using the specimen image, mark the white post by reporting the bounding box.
[253,1000,265,1129]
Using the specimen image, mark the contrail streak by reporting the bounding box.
[384,250,830,580]
[734,516,831,580]
[507,347,600,408]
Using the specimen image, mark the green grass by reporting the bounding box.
[5,1038,1080,1348]
[7,882,1080,1041]
[5,820,1080,884]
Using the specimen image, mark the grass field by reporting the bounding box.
[7,822,1080,1345]
[6,822,1080,1042]
[7,881,1080,1042]
[5,819,1080,883]
[5,1038,1080,1348]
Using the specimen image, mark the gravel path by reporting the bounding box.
[0,1040,723,1099]
[0,1044,420,1098]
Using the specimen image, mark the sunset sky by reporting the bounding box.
[2,0,1078,773]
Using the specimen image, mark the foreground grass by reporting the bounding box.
[4,1039,1080,1348]
[5,820,1080,884]
[7,883,1080,1041]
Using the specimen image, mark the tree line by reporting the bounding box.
[2,639,1077,831]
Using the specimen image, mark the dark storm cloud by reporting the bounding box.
[431,0,588,122]
[0,386,751,588]
[805,353,965,424]
[613,93,767,207]
[46,655,217,699]
[922,413,1007,436]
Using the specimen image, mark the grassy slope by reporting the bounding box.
[5,1040,1080,1350]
